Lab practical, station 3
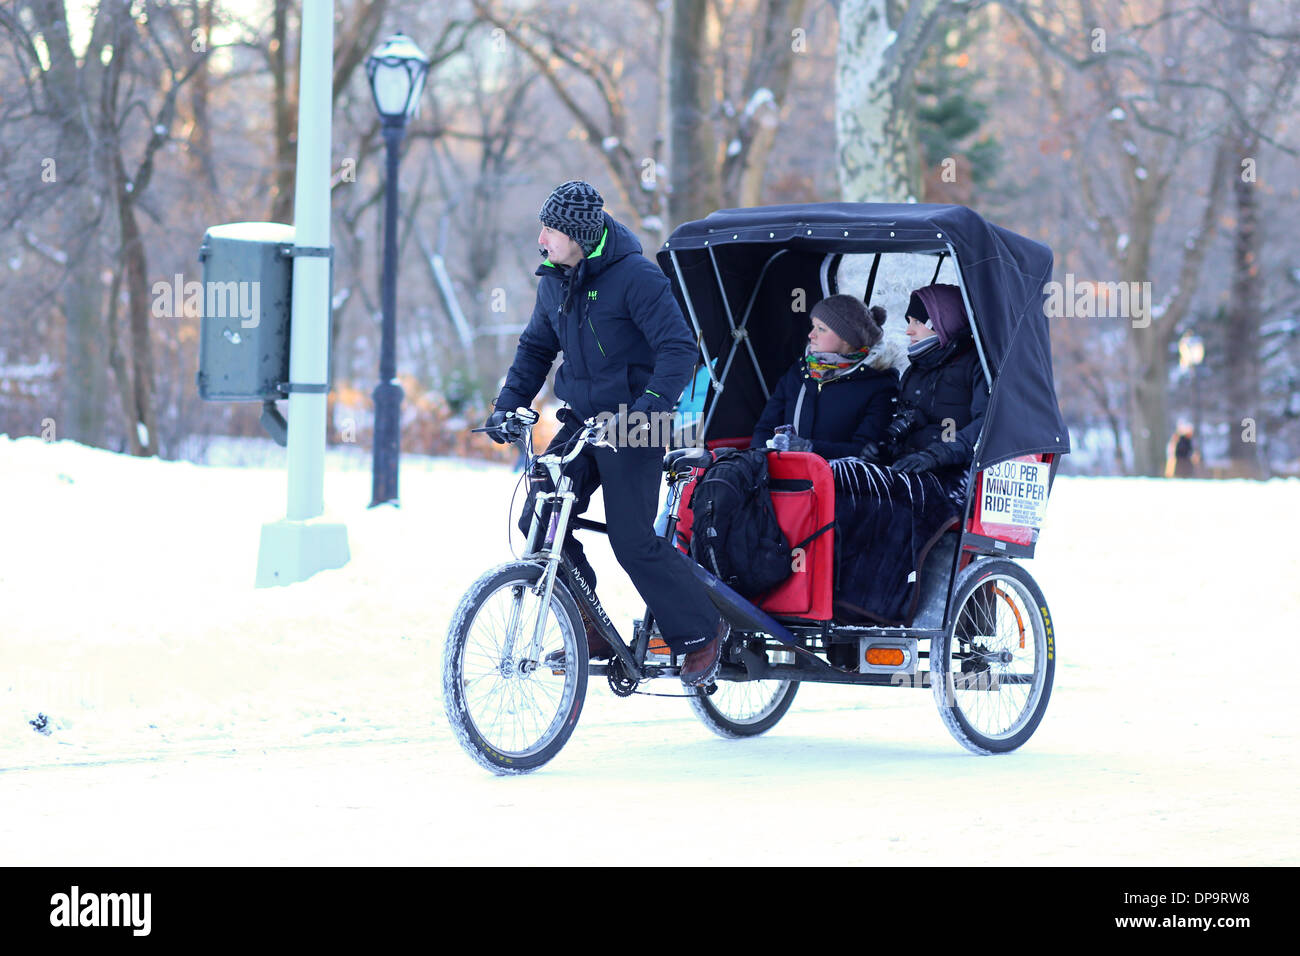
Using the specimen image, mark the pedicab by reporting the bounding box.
[443,202,1070,774]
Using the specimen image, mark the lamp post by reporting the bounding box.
[1178,331,1205,467]
[366,33,429,507]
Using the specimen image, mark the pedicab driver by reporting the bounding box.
[483,181,729,686]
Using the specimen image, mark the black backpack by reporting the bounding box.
[689,448,793,598]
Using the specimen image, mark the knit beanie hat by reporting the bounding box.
[810,295,884,351]
[539,180,605,254]
[907,291,930,325]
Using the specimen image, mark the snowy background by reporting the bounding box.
[2,434,1297,865]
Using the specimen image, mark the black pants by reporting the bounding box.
[518,421,720,653]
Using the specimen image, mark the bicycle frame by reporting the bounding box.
[517,427,704,685]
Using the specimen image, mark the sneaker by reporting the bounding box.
[679,618,730,686]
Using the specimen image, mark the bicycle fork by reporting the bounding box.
[505,477,578,663]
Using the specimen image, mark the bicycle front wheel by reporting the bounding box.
[443,561,588,774]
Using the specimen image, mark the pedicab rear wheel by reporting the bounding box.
[689,646,799,738]
[443,562,588,774]
[931,559,1055,755]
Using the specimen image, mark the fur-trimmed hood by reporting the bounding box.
[864,336,908,375]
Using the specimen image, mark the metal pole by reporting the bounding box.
[255,0,350,586]
[284,3,333,520]
[371,120,405,507]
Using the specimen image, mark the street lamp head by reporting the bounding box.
[366,33,430,124]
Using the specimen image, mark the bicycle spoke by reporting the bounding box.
[452,571,581,759]
[946,572,1045,742]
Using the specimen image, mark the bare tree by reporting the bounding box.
[1,1,214,455]
[1218,0,1299,475]
[471,0,808,235]
[999,0,1296,475]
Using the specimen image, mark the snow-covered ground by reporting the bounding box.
[1,434,1297,865]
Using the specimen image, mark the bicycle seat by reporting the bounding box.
[663,447,712,473]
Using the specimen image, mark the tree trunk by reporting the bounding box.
[1224,137,1261,476]
[723,0,808,208]
[24,0,110,446]
[269,0,296,224]
[1223,0,1264,477]
[189,0,219,189]
[836,0,948,202]
[113,149,159,458]
[1122,174,1165,476]
[1127,315,1171,478]
[102,264,139,456]
[61,256,108,446]
[667,0,722,228]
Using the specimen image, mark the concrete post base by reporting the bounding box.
[255,518,351,588]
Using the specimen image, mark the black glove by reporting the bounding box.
[892,448,941,473]
[483,409,512,444]
[859,439,885,464]
[630,388,673,418]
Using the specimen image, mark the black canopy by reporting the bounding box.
[656,202,1070,470]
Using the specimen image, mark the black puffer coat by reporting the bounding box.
[750,339,903,459]
[896,332,989,469]
[495,212,696,420]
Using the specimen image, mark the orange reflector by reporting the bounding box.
[865,647,905,667]
[992,585,1026,649]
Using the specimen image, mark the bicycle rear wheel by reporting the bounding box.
[689,649,799,738]
[931,559,1055,754]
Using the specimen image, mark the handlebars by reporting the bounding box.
[472,407,616,468]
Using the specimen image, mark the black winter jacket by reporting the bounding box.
[750,340,903,459]
[495,213,696,421]
[896,332,989,468]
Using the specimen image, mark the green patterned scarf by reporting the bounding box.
[805,344,871,381]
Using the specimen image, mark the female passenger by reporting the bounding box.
[750,294,901,458]
[831,283,990,634]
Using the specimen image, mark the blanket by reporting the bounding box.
[828,459,967,624]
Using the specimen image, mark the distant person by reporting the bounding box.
[750,295,900,458]
[1165,423,1199,478]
